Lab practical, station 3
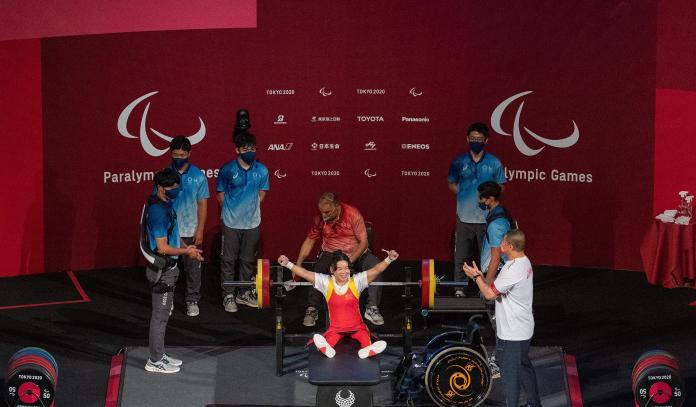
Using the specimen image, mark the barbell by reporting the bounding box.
[223,259,460,309]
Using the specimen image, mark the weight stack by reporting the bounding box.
[4,347,58,407]
[632,350,684,407]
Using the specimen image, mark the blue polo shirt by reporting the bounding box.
[480,205,510,274]
[216,159,270,229]
[448,151,506,223]
[171,163,209,237]
[147,198,180,257]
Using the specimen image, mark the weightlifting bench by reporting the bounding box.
[309,337,378,407]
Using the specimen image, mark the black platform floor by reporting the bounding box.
[1,264,695,406]
[117,345,570,406]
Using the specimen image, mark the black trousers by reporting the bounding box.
[220,224,260,296]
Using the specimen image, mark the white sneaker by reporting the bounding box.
[144,358,180,373]
[488,355,501,379]
[364,306,384,325]
[358,340,387,359]
[283,280,296,291]
[186,302,199,317]
[313,334,336,358]
[162,353,182,367]
[303,307,319,327]
[235,290,258,308]
[223,295,238,313]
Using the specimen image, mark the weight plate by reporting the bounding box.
[425,346,492,407]
[633,364,684,407]
[9,347,58,375]
[5,367,56,407]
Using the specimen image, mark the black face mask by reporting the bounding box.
[469,141,485,154]
[172,158,188,170]
[165,186,181,200]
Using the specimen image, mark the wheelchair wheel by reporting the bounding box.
[424,346,492,406]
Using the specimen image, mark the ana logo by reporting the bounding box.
[268,143,293,151]
[491,91,579,156]
[273,169,287,179]
[364,169,377,178]
[409,87,423,97]
[117,91,205,156]
[364,141,377,151]
[334,389,355,407]
[274,114,287,125]
[319,86,333,96]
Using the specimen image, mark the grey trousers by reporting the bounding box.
[148,264,179,362]
[454,218,486,283]
[306,250,382,308]
[220,224,260,296]
[179,236,202,303]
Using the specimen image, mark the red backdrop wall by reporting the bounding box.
[6,0,688,277]
[653,0,696,214]
[1,39,44,276]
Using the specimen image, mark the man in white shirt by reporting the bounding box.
[463,229,542,407]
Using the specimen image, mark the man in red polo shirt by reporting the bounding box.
[294,192,385,327]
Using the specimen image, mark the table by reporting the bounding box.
[640,219,696,288]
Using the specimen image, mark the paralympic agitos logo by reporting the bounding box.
[491,91,579,156]
[117,91,206,156]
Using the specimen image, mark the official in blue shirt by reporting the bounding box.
[168,136,209,317]
[477,181,512,283]
[216,131,270,312]
[145,168,203,374]
[448,122,506,296]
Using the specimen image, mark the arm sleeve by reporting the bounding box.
[260,168,270,191]
[307,216,323,240]
[147,206,169,239]
[313,273,330,297]
[351,210,368,242]
[216,167,227,192]
[495,161,507,184]
[492,262,525,295]
[487,219,510,248]
[198,173,210,199]
[353,271,369,293]
[447,158,460,183]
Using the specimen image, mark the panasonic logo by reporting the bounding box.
[401,116,430,123]
[357,116,384,122]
